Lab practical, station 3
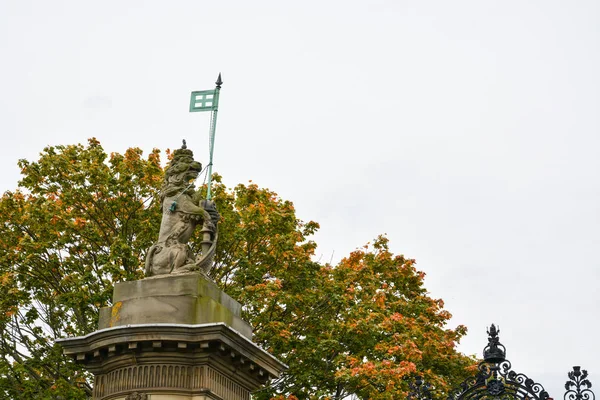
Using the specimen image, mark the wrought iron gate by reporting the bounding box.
[408,324,595,400]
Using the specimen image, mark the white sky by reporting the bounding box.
[1,0,599,397]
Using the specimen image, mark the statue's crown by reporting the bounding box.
[172,140,194,160]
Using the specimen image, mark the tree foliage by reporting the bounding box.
[0,139,474,399]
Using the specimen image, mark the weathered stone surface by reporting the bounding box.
[98,273,252,339]
[144,142,219,277]
[57,273,287,399]
[57,323,286,400]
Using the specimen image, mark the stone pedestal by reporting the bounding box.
[57,274,286,400]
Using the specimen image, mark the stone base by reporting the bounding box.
[58,323,284,400]
[98,274,252,339]
[58,274,286,400]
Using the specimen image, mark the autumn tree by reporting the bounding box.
[0,139,474,399]
[0,139,163,398]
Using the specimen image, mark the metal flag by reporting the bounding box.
[189,89,219,112]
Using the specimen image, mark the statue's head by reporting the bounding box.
[162,142,202,198]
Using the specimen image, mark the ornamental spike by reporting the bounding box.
[215,73,223,88]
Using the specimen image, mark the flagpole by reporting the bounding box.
[206,73,222,201]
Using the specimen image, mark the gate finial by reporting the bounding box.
[565,366,595,400]
[483,323,506,363]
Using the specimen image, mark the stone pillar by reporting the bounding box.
[57,274,286,400]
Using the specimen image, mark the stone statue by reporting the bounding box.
[145,141,219,277]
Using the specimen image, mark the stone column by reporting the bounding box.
[57,274,286,400]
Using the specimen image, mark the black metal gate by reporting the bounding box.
[408,324,595,400]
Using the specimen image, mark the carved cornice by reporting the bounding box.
[57,323,286,380]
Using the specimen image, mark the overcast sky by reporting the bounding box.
[1,0,599,397]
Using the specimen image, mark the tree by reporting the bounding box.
[229,233,475,400]
[0,139,475,399]
[0,139,163,398]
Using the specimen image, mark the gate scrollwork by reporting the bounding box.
[445,324,550,400]
[410,325,595,400]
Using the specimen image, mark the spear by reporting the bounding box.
[189,73,222,200]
